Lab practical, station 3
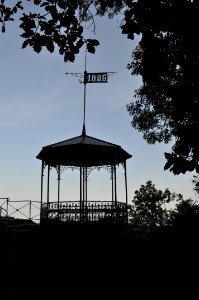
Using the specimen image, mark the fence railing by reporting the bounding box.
[0,198,40,223]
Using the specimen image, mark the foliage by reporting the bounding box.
[0,0,124,62]
[169,198,199,233]
[129,180,199,238]
[129,180,183,236]
[125,0,199,174]
[192,174,199,195]
[0,1,23,32]
[1,1,199,174]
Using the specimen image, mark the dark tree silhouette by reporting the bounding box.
[129,180,183,236]
[124,1,199,175]
[169,198,199,234]
[1,1,199,174]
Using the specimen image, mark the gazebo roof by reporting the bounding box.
[36,132,132,167]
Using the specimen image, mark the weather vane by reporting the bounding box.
[65,48,117,135]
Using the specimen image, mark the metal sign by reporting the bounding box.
[85,72,108,83]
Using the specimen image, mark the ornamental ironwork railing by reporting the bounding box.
[41,200,128,223]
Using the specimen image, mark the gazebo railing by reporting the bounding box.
[41,200,128,223]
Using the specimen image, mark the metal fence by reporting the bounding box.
[0,198,40,223]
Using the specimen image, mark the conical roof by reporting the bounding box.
[36,132,132,167]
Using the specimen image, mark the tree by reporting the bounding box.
[169,198,199,234]
[1,1,199,174]
[129,180,183,236]
[124,1,199,175]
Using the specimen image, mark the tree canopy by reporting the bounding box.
[129,180,199,238]
[1,0,199,175]
[125,0,199,175]
[169,198,199,233]
[129,180,183,235]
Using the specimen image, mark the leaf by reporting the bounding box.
[20,30,34,38]
[75,38,84,50]
[87,44,95,54]
[87,38,100,46]
[33,41,42,53]
[16,2,23,10]
[164,160,173,171]
[13,7,17,13]
[64,52,75,62]
[164,152,173,160]
[40,2,49,7]
[46,39,54,53]
[34,0,41,4]
[21,39,33,48]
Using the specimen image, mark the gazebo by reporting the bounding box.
[36,126,132,224]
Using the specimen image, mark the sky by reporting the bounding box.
[0,9,198,218]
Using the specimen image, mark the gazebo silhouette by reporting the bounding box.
[36,55,132,224]
[37,125,132,223]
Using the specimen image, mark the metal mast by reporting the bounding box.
[82,48,87,135]
[65,47,116,136]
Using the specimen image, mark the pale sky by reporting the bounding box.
[0,12,198,217]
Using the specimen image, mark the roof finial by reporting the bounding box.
[82,123,86,136]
